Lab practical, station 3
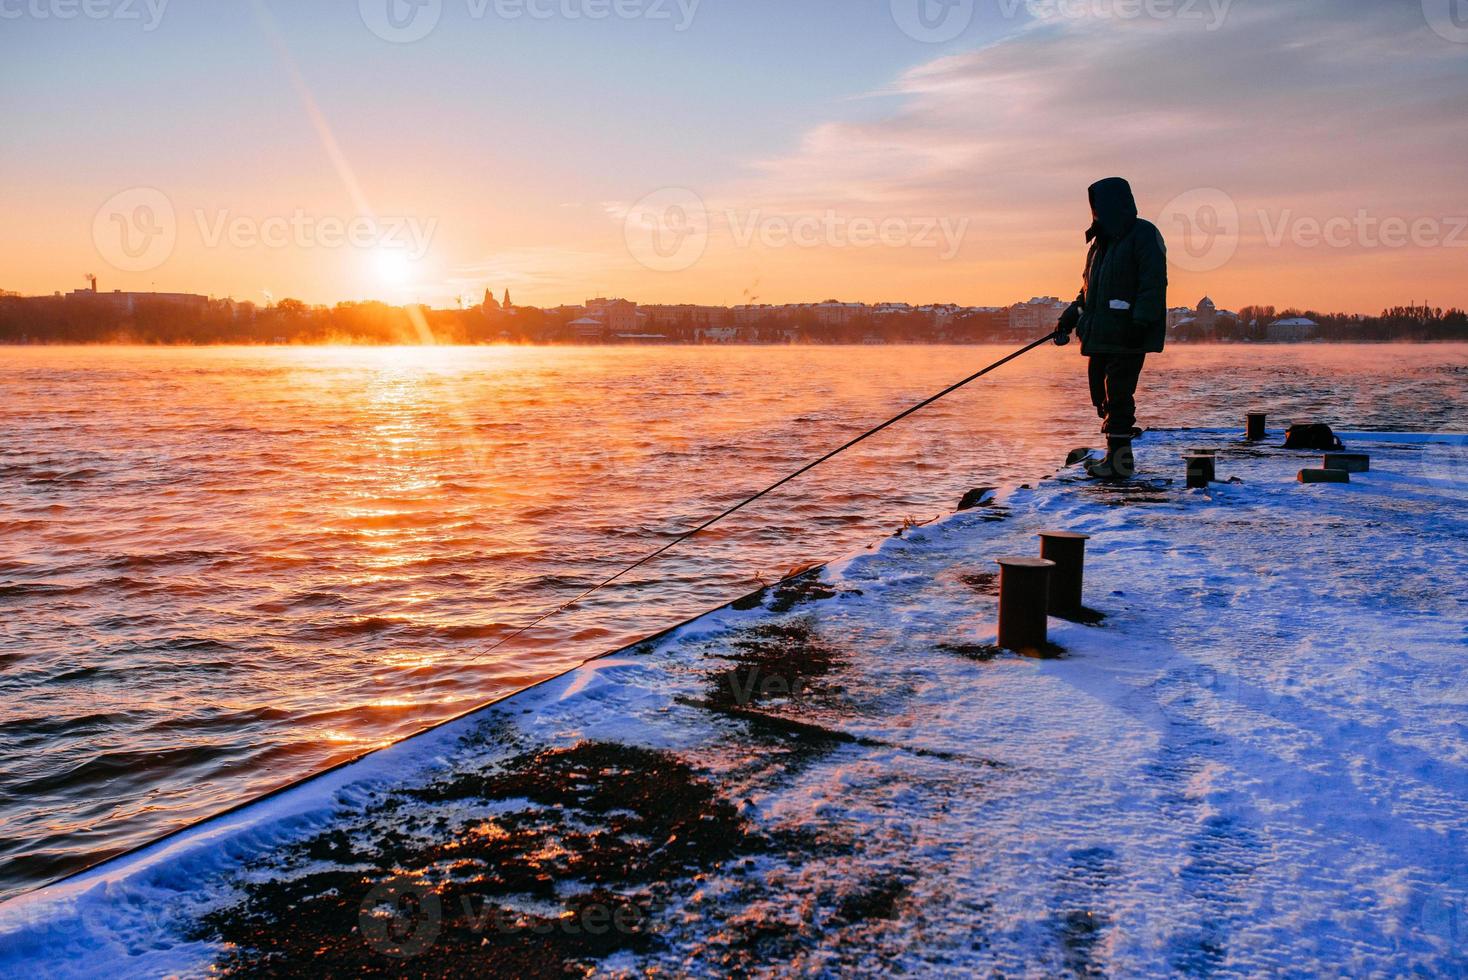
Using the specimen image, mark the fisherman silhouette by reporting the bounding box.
[1054,177,1169,479]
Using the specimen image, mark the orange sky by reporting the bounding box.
[2,0,1465,314]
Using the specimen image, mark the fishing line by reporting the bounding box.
[468,331,1061,663]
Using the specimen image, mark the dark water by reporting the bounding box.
[2,343,1465,900]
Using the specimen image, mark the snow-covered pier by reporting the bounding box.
[3,428,1466,976]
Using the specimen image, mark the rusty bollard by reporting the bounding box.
[1185,453,1217,489]
[1246,412,1267,442]
[1038,531,1090,617]
[995,557,1054,656]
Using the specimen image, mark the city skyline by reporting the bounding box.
[17,276,1448,323]
[10,279,1461,348]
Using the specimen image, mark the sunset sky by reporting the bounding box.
[2,0,1466,312]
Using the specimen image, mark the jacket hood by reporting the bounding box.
[1087,177,1138,241]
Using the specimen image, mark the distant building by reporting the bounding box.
[870,302,913,318]
[912,304,962,335]
[568,316,607,341]
[929,306,1004,342]
[1194,296,1218,333]
[1167,298,1242,339]
[1267,317,1319,342]
[563,298,643,341]
[1172,297,1218,337]
[641,304,728,330]
[815,301,865,327]
[584,298,639,335]
[696,326,741,343]
[67,283,208,314]
[1009,297,1068,335]
[732,305,766,327]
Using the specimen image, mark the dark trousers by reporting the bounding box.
[1088,354,1146,435]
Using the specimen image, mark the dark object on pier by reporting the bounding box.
[1185,454,1217,489]
[1246,412,1268,442]
[1066,448,1096,467]
[957,487,998,511]
[1299,468,1350,484]
[1038,531,1090,617]
[995,557,1055,656]
[1324,453,1370,474]
[1284,423,1344,451]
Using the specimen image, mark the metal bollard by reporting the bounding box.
[1185,454,1217,489]
[995,557,1054,655]
[1246,412,1267,442]
[1038,531,1090,616]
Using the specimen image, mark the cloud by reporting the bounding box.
[474,1,1466,309]
[449,246,637,297]
[702,0,1468,306]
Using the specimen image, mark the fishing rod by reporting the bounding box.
[469,330,1062,662]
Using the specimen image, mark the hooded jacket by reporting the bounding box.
[1066,177,1169,356]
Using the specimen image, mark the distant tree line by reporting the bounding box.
[1196,303,1468,343]
[1,293,1464,345]
[0,296,549,346]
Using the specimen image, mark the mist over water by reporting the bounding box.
[2,343,1465,899]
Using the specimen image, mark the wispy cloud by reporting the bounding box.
[689,0,1468,308]
[263,0,1468,310]
[449,246,640,298]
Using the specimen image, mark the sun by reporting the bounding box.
[372,248,413,289]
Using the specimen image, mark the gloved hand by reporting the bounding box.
[1058,303,1082,335]
[1055,302,1081,345]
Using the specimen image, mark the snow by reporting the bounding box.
[1,427,1465,976]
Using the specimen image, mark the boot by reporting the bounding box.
[1085,436,1135,480]
[1100,422,1144,440]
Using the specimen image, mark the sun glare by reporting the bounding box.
[373,248,413,289]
